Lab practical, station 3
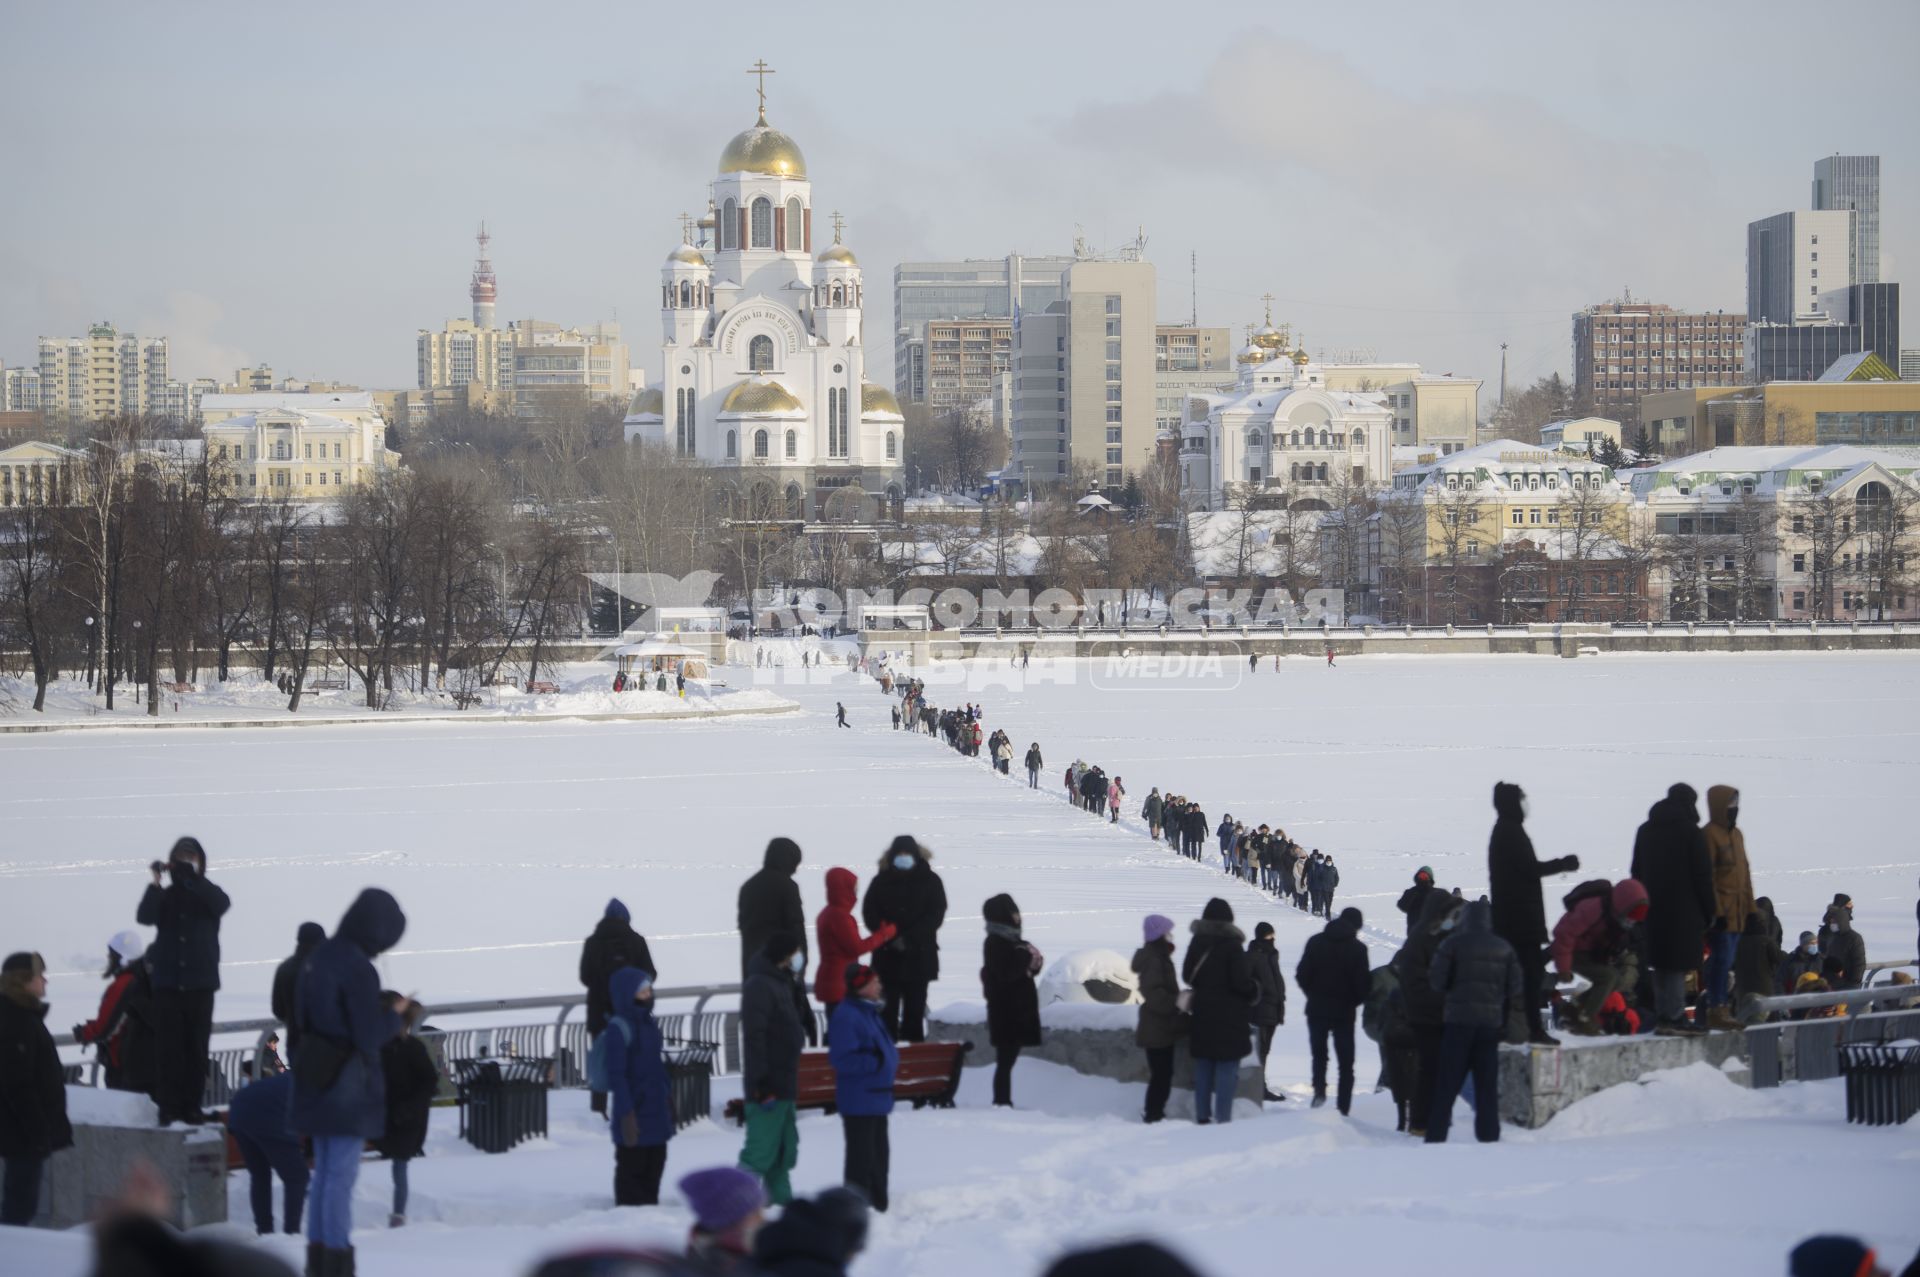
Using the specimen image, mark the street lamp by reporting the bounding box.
[132,619,143,704]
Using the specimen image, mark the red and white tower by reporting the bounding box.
[469,223,497,329]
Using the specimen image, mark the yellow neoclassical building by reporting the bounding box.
[1385,439,1634,560]
[199,392,399,500]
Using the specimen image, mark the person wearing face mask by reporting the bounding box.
[604,967,673,1207]
[1780,931,1822,994]
[861,837,947,1043]
[1701,785,1755,1031]
[1486,783,1580,1047]
[980,894,1043,1108]
[738,932,808,1205]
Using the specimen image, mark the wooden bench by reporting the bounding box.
[525,680,561,695]
[723,1040,970,1124]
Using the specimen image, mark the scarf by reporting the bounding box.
[986,921,1023,944]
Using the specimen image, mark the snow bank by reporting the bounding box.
[1038,948,1140,1005]
[65,1085,159,1128]
[1532,1062,1780,1140]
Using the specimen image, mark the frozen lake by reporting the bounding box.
[2,649,1915,1276]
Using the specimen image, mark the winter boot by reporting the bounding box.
[1706,1006,1740,1032]
[1310,1094,1327,1110]
[305,1243,324,1277]
[339,1247,357,1277]
[389,1213,406,1228]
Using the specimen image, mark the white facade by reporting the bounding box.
[1539,416,1623,453]
[200,394,397,501]
[1181,337,1391,510]
[1747,209,1853,324]
[624,103,904,518]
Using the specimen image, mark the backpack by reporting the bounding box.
[585,1016,634,1093]
[1561,878,1613,913]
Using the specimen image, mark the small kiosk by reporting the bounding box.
[612,638,711,696]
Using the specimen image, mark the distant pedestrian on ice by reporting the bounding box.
[1325,644,1336,666]
[835,703,848,728]
[1025,743,1043,789]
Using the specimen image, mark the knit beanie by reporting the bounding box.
[1142,914,1174,944]
[1787,1235,1876,1277]
[604,898,631,923]
[1254,922,1275,940]
[108,929,146,962]
[296,921,326,947]
[679,1166,765,1232]
[2,952,42,977]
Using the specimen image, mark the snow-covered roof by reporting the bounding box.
[1629,444,1920,500]
[202,411,361,433]
[200,392,375,413]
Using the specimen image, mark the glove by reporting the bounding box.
[873,922,898,945]
[619,1111,639,1148]
[72,1026,88,1045]
[758,1095,778,1112]
[1557,855,1581,874]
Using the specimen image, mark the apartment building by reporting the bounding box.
[1643,375,1920,454]
[1572,302,1746,427]
[36,323,179,424]
[921,318,1012,415]
[892,253,1074,404]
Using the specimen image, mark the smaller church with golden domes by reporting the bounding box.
[1179,304,1393,511]
[623,66,905,521]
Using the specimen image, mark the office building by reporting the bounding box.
[506,318,629,418]
[893,253,1074,403]
[1154,326,1230,373]
[1572,302,1747,426]
[1642,376,1920,453]
[1901,349,1920,381]
[1319,362,1483,452]
[2,366,42,413]
[1539,417,1623,454]
[1745,283,1900,383]
[1812,154,1880,285]
[1009,256,1156,491]
[1747,210,1852,324]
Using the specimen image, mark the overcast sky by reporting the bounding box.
[3,0,1914,398]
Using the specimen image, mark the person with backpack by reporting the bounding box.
[1247,922,1287,1103]
[981,894,1043,1108]
[373,997,437,1227]
[580,899,656,1116]
[1184,899,1255,1124]
[738,933,808,1205]
[828,965,898,1211]
[1426,901,1523,1144]
[1131,915,1183,1124]
[814,869,896,1028]
[1362,958,1418,1132]
[290,888,410,1275]
[1548,879,1649,1035]
[591,966,672,1207]
[72,930,155,1096]
[1296,908,1371,1115]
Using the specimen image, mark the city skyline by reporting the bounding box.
[2,1,1915,399]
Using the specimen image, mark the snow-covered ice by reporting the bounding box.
[2,650,1916,1274]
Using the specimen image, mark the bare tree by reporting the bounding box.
[0,498,75,710]
[1431,485,1490,624]
[283,520,331,713]
[333,473,422,708]
[1853,476,1920,621]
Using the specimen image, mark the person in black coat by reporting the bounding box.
[1295,907,1371,1114]
[1391,892,1460,1138]
[1183,898,1255,1124]
[373,999,438,1227]
[981,893,1042,1107]
[270,921,325,1061]
[740,839,814,1047]
[1397,868,1437,924]
[0,953,72,1227]
[134,836,231,1126]
[861,837,948,1043]
[1425,900,1522,1144]
[739,933,809,1206]
[579,898,656,1114]
[1630,783,1716,1035]
[1247,922,1287,1103]
[1485,783,1579,1047]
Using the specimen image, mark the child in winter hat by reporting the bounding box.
[1142,915,1175,944]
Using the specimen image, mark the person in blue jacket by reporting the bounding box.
[290,887,410,1276]
[225,1071,308,1236]
[604,966,673,1207]
[827,963,899,1212]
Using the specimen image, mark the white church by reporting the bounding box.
[624,76,905,522]
[1180,319,1392,511]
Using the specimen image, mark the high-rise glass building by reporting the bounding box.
[1812,154,1880,285]
[892,254,1074,403]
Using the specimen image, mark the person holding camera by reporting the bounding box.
[135,837,230,1126]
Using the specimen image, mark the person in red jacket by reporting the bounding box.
[73,930,155,1095]
[1549,879,1649,1035]
[814,868,896,1024]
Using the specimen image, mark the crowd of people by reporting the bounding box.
[2,668,1916,1273]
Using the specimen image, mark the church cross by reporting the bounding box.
[746,59,776,120]
[678,212,694,244]
[830,210,845,243]
[1260,292,1275,325]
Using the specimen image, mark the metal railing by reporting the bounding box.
[1746,958,1919,1090]
[54,984,748,1108]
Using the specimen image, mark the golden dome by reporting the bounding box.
[1252,324,1286,350]
[1235,343,1269,365]
[1291,346,1311,366]
[626,387,664,418]
[718,113,807,179]
[666,244,708,267]
[860,382,903,417]
[818,243,858,266]
[720,378,805,415]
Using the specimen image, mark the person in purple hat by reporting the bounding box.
[1131,914,1182,1123]
[680,1166,766,1270]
